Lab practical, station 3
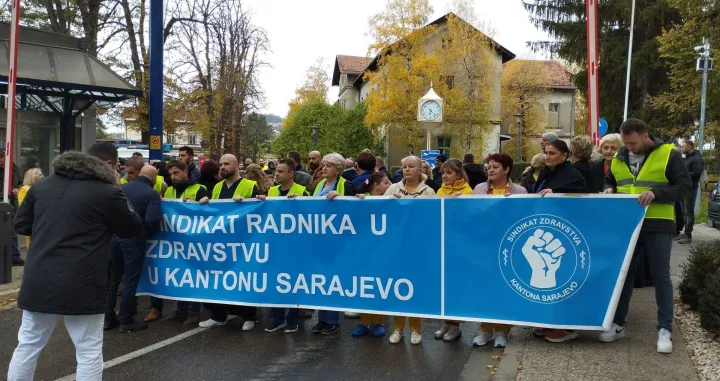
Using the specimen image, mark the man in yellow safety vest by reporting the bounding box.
[600,118,691,354]
[197,154,259,332]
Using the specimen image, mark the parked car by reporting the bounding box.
[708,181,720,228]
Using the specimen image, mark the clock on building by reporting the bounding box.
[417,86,443,123]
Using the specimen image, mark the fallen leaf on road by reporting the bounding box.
[492,354,503,361]
[0,298,17,307]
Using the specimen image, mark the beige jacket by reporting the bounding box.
[384,179,436,196]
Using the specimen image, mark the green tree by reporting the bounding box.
[654,0,720,164]
[523,0,682,132]
[272,100,384,159]
[239,113,275,161]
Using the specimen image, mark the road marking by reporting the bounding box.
[54,327,208,381]
[0,288,20,296]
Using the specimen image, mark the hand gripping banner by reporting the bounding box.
[137,195,645,330]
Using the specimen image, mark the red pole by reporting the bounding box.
[586,0,600,144]
[3,0,20,203]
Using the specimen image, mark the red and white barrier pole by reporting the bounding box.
[3,0,20,203]
[586,0,600,145]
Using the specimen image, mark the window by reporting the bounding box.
[167,133,176,145]
[549,103,560,112]
[188,133,198,145]
[442,38,453,49]
[437,136,452,155]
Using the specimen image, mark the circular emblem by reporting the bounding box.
[498,214,590,304]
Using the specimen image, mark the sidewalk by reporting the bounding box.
[493,225,718,381]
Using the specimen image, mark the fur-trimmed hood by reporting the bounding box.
[52,151,117,184]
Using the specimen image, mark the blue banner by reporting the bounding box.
[137,195,645,329]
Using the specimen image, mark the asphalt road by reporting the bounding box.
[0,297,502,381]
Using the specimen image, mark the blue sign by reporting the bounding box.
[599,117,608,137]
[137,195,645,329]
[421,150,441,169]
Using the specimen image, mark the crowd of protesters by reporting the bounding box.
[5,117,704,380]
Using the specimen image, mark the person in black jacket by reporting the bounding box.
[678,140,704,244]
[105,164,162,333]
[463,153,488,189]
[8,143,142,381]
[534,140,588,195]
[570,135,604,193]
[0,148,24,265]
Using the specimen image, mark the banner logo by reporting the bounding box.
[499,214,591,304]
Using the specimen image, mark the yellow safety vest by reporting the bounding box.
[164,184,206,200]
[313,177,346,196]
[611,144,674,221]
[120,176,165,196]
[211,178,257,199]
[267,183,306,197]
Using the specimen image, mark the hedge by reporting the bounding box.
[679,241,720,309]
[699,270,720,337]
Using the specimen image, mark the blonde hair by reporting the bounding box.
[441,159,469,183]
[571,135,594,161]
[523,153,546,174]
[23,168,42,186]
[244,164,273,195]
[401,155,427,182]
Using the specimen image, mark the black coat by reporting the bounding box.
[120,176,162,240]
[534,162,588,193]
[683,149,704,188]
[573,159,605,193]
[15,151,143,315]
[464,163,488,189]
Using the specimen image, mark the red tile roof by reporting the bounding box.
[504,60,575,89]
[336,55,371,73]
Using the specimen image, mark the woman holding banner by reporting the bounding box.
[434,159,473,342]
[311,153,356,335]
[472,153,526,348]
[532,140,588,343]
[384,155,435,345]
[350,171,392,338]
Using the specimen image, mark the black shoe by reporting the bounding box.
[119,320,148,333]
[168,310,189,322]
[284,324,299,333]
[322,324,341,335]
[12,257,24,266]
[311,321,327,333]
[104,317,120,331]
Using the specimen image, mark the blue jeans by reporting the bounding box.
[272,308,299,325]
[11,229,20,259]
[106,239,146,324]
[613,231,673,331]
[317,310,339,325]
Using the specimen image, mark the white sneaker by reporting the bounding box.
[344,312,360,318]
[199,318,226,328]
[473,331,494,347]
[389,329,403,344]
[598,323,626,343]
[242,320,256,331]
[434,323,450,339]
[657,328,673,354]
[494,333,508,348]
[442,325,462,341]
[410,330,422,345]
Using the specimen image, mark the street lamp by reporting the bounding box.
[312,125,320,151]
[695,38,713,153]
[514,113,523,163]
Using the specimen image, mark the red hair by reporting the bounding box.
[486,153,514,179]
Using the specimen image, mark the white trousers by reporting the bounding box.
[8,311,104,381]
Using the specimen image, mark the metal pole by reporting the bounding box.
[148,0,164,161]
[623,0,636,121]
[466,121,471,153]
[515,115,522,163]
[3,0,20,203]
[312,126,317,150]
[699,38,710,153]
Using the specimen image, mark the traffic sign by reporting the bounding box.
[598,118,608,137]
[421,150,441,169]
[150,135,161,150]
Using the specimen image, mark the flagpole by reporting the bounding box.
[3,0,21,203]
[623,0,636,121]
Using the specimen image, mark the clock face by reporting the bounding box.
[421,100,441,121]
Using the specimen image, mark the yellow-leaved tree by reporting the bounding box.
[501,60,550,161]
[440,2,497,157]
[364,0,438,154]
[284,57,330,128]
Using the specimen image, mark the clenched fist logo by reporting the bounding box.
[522,229,567,289]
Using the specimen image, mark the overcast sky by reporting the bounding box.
[243,0,553,118]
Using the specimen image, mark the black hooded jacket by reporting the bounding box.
[15,151,143,315]
[534,162,588,194]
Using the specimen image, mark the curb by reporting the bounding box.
[493,326,529,381]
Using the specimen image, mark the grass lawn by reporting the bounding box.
[697,190,710,224]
